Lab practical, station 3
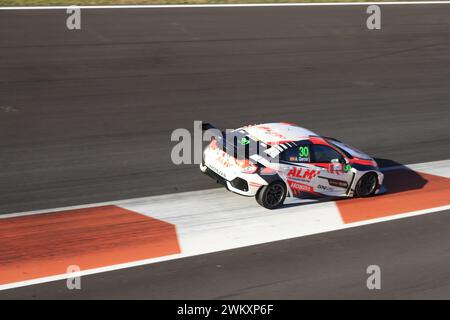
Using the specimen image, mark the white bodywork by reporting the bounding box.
[200,146,267,196]
[244,123,317,144]
[201,123,384,200]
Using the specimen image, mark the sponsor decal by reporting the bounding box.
[287,167,320,181]
[256,125,286,140]
[209,164,227,179]
[249,182,262,187]
[327,178,348,189]
[289,156,309,162]
[216,156,233,168]
[240,137,250,145]
[287,180,313,193]
[213,149,234,168]
[326,164,344,175]
[317,184,333,192]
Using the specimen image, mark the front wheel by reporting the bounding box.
[355,173,378,197]
[256,181,287,209]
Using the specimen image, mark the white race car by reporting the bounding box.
[200,122,384,209]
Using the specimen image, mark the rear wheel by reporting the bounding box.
[355,173,378,197]
[256,181,287,209]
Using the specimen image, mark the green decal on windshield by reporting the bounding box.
[299,146,309,158]
[345,164,352,172]
[240,137,250,145]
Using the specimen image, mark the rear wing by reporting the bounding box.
[201,122,218,132]
[201,122,270,161]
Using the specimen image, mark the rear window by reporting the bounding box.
[311,145,344,163]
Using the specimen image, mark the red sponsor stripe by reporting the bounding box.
[287,180,319,195]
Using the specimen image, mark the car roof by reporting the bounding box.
[242,122,318,145]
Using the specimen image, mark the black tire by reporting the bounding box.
[256,181,287,209]
[355,172,378,197]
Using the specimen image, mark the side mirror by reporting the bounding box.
[343,158,352,172]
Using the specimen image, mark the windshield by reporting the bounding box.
[327,140,372,160]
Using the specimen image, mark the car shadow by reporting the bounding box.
[373,158,428,195]
[281,158,428,209]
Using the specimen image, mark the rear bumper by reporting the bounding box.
[202,165,228,188]
[200,163,259,197]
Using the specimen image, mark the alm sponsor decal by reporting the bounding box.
[287,167,320,181]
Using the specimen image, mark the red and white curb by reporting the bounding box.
[0,159,449,290]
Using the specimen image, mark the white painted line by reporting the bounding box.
[0,253,187,291]
[344,205,450,228]
[1,2,450,10]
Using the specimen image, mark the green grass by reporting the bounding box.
[1,0,418,6]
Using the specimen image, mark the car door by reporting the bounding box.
[310,144,354,196]
[278,143,322,197]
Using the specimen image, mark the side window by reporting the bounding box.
[281,145,311,163]
[312,145,344,163]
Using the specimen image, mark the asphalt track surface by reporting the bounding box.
[0,4,450,298]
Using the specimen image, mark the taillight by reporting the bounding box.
[235,159,258,174]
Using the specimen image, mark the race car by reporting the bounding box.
[200,122,384,209]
